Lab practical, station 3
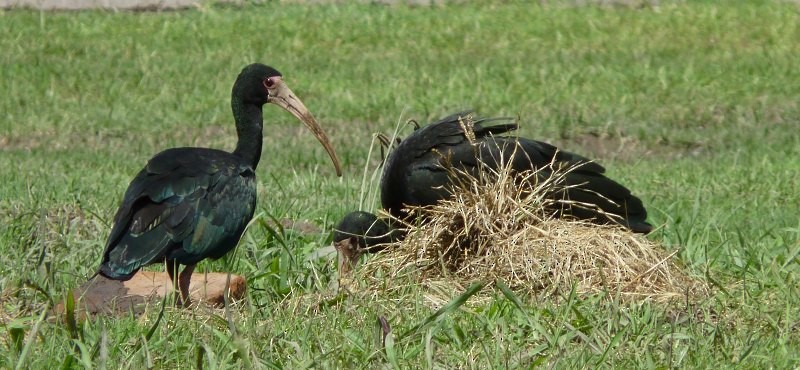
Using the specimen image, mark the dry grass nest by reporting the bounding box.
[354,135,708,305]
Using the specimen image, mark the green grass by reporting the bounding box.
[2,0,800,367]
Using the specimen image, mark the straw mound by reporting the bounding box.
[357,146,706,304]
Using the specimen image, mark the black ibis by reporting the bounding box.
[96,63,342,305]
[332,211,400,276]
[334,110,651,273]
[381,111,651,231]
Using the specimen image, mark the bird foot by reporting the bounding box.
[174,295,192,308]
[166,262,196,308]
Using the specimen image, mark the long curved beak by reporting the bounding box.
[268,80,343,176]
[335,238,362,281]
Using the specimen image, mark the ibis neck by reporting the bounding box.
[231,98,264,169]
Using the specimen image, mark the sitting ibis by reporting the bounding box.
[96,63,342,305]
[334,110,651,273]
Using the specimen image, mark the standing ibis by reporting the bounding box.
[96,63,342,305]
[334,110,651,273]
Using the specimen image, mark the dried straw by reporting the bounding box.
[355,119,706,305]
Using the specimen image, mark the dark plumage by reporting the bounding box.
[381,111,652,233]
[332,211,400,276]
[334,111,651,275]
[96,63,342,305]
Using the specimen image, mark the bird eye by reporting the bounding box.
[263,77,276,89]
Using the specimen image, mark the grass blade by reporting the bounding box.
[384,331,399,369]
[496,279,526,312]
[14,308,47,370]
[125,295,166,362]
[399,281,486,340]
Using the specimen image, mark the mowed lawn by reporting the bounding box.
[1,1,799,368]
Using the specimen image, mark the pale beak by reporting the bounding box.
[268,79,343,176]
[334,238,362,280]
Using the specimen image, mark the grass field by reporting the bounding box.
[1,0,799,367]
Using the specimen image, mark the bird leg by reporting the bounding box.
[165,261,195,307]
[375,133,402,165]
[376,133,392,164]
[177,263,196,307]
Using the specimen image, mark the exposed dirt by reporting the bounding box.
[0,0,663,11]
[555,130,707,163]
[0,0,231,10]
[51,272,247,318]
[275,218,323,235]
[1,121,709,167]
[0,124,237,152]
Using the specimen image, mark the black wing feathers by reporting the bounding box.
[99,148,256,280]
[381,111,651,233]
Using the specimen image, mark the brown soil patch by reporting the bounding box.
[556,131,707,162]
[51,272,247,318]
